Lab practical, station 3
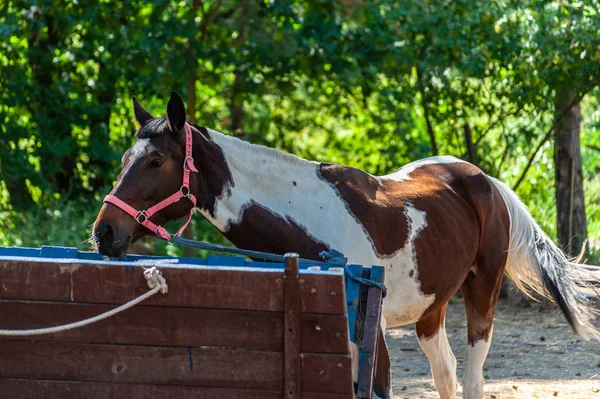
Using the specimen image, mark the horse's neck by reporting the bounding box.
[201,129,320,234]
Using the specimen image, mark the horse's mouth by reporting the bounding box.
[97,235,131,258]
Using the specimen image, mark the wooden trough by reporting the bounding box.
[0,246,389,398]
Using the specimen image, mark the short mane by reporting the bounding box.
[206,128,315,167]
[137,118,208,140]
[137,117,170,138]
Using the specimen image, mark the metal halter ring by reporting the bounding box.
[180,186,192,198]
[183,156,194,172]
[135,210,149,224]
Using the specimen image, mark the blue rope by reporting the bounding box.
[169,236,386,296]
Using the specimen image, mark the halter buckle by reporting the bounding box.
[156,226,170,240]
[135,210,149,224]
[183,156,195,172]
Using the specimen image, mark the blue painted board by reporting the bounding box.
[344,264,363,342]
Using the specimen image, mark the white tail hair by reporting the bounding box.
[490,177,599,341]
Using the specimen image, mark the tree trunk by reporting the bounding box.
[463,123,476,165]
[230,70,244,138]
[416,66,438,156]
[29,13,79,196]
[87,61,116,193]
[554,89,587,257]
[230,23,248,139]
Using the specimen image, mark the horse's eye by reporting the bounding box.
[148,159,163,169]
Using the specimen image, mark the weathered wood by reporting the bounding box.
[300,312,349,354]
[0,379,353,399]
[356,266,385,399]
[0,340,352,393]
[0,300,349,353]
[373,328,392,399]
[0,260,345,314]
[0,256,362,397]
[284,254,300,399]
[345,264,363,342]
[301,352,354,394]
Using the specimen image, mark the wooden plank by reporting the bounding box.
[284,254,300,399]
[300,312,349,354]
[301,352,354,394]
[0,259,346,314]
[0,379,353,399]
[373,328,392,399]
[0,341,352,393]
[0,378,280,399]
[344,264,363,342]
[0,300,349,353]
[356,266,385,399]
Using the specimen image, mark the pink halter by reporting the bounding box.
[103,123,198,241]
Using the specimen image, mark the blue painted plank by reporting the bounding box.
[41,246,80,259]
[357,264,385,398]
[345,264,363,342]
[207,255,246,266]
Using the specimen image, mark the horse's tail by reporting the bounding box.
[489,177,600,341]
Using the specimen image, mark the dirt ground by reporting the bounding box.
[386,297,600,399]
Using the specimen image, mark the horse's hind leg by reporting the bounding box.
[459,172,510,399]
[460,252,506,399]
[415,305,457,399]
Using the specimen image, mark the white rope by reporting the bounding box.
[0,267,168,336]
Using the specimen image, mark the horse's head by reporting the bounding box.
[92,91,231,257]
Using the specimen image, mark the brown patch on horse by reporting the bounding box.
[319,161,509,321]
[318,164,410,256]
[416,304,448,338]
[224,202,329,259]
[459,172,510,344]
[410,163,509,342]
[191,126,234,217]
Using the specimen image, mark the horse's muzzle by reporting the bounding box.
[93,220,131,258]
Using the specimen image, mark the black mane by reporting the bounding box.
[137,117,208,139]
[137,117,170,138]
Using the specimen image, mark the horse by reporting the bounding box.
[92,91,599,399]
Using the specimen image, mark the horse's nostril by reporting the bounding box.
[96,221,115,246]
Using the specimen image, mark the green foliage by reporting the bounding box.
[1,1,599,260]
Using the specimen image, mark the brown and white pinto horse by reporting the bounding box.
[93,92,599,399]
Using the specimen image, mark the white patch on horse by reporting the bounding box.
[200,129,435,328]
[462,332,493,399]
[382,155,467,182]
[381,205,435,326]
[130,139,152,158]
[418,324,458,399]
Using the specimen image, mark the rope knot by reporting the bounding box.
[144,267,168,295]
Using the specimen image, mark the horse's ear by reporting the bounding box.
[167,91,186,133]
[132,96,154,126]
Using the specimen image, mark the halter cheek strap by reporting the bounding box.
[103,123,199,241]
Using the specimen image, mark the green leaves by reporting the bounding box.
[1,0,600,254]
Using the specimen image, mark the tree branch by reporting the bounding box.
[585,144,600,153]
[495,130,511,175]
[416,66,438,155]
[511,87,595,191]
[463,122,476,165]
[475,106,520,147]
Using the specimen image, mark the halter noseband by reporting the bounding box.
[103,122,198,241]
